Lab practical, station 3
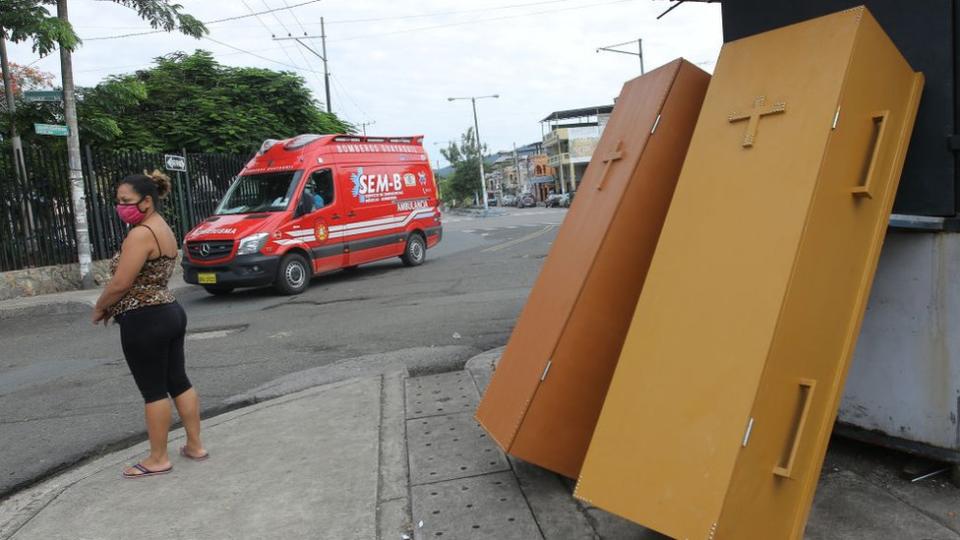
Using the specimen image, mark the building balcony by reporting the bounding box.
[548,152,570,168]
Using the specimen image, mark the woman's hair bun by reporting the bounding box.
[145,169,172,199]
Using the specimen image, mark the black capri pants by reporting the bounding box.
[117,302,192,403]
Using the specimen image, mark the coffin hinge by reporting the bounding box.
[651,114,662,134]
[831,107,841,130]
[742,417,755,447]
[540,360,553,381]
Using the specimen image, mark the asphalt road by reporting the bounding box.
[0,207,568,497]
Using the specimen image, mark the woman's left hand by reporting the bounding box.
[92,307,109,326]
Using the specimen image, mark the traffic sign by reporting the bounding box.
[23,90,63,103]
[164,154,187,172]
[34,123,69,136]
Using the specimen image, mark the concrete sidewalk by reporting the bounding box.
[1,348,959,539]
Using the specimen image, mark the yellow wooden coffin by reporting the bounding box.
[575,7,923,540]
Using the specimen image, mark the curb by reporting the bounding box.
[444,208,510,218]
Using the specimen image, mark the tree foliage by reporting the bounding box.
[0,62,53,98]
[2,50,352,153]
[440,127,487,206]
[0,0,206,55]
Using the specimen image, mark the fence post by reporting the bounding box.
[83,146,106,259]
[182,148,196,230]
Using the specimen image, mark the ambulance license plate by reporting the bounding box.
[197,272,217,285]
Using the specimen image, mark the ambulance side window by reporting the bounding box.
[302,169,335,212]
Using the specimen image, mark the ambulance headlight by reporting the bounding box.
[237,233,269,255]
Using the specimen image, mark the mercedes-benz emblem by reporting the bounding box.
[199,243,211,257]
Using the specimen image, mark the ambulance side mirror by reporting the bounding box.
[295,196,312,218]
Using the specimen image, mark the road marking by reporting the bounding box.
[482,225,555,253]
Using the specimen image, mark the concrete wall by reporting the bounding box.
[840,230,960,454]
[0,261,114,301]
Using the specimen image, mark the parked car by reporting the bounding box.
[560,191,575,208]
[488,195,498,206]
[501,194,517,207]
[517,193,536,208]
[545,193,564,208]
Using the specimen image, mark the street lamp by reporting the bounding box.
[448,94,499,210]
[596,38,645,74]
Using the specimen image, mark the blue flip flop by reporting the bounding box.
[122,463,172,479]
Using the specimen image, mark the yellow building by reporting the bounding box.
[540,106,612,194]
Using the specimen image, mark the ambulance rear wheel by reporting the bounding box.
[275,253,311,295]
[203,286,234,296]
[401,233,426,267]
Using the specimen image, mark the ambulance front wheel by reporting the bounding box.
[275,253,311,295]
[401,233,427,267]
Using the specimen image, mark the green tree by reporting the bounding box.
[3,50,351,153]
[1,0,206,287]
[79,51,351,153]
[440,127,487,206]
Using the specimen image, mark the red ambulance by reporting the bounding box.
[181,134,442,295]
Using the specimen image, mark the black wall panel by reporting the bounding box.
[719,0,959,216]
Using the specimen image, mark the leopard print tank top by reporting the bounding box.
[108,224,177,318]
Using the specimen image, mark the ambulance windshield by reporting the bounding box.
[215,171,303,215]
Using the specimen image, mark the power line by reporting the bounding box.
[275,0,327,93]
[261,1,330,113]
[202,35,322,73]
[260,0,320,85]
[320,0,577,25]
[76,0,580,32]
[330,73,370,121]
[264,0,295,34]
[329,0,640,42]
[240,0,309,73]
[73,45,291,74]
[83,0,324,41]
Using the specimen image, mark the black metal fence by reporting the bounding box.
[0,145,249,272]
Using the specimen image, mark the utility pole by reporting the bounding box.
[513,142,522,193]
[358,120,375,136]
[274,17,331,113]
[596,38,645,74]
[0,30,28,181]
[57,0,94,288]
[448,95,499,211]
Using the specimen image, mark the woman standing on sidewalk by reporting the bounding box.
[92,170,208,478]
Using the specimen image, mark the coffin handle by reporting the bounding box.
[851,110,889,199]
[773,378,816,479]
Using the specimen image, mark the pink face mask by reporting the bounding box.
[116,200,146,225]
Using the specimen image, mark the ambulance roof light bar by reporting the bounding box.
[257,139,280,156]
[330,135,424,145]
[284,133,324,150]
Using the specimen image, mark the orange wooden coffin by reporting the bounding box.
[474,59,710,478]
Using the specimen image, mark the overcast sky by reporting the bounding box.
[6,0,723,166]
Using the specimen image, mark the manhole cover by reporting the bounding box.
[186,324,248,341]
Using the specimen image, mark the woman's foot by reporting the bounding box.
[180,444,209,461]
[122,457,172,479]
